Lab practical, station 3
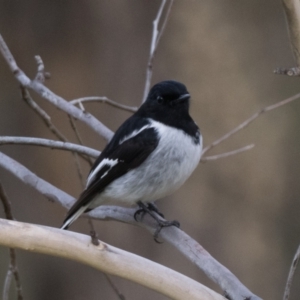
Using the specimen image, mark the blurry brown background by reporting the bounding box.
[0,1,300,299]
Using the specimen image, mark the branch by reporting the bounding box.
[70,97,138,113]
[3,268,13,300]
[0,151,262,300]
[0,34,113,141]
[283,243,300,300]
[202,92,300,156]
[201,144,254,162]
[0,136,99,158]
[0,183,23,300]
[21,87,67,142]
[0,219,225,300]
[274,0,300,75]
[142,0,174,103]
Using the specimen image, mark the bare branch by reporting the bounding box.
[0,136,99,158]
[103,274,126,300]
[0,218,225,300]
[0,151,74,208]
[34,55,50,83]
[3,268,13,300]
[282,0,300,66]
[275,1,300,75]
[0,151,262,300]
[22,88,97,165]
[283,243,300,300]
[201,144,255,162]
[142,0,174,103]
[70,97,138,113]
[0,34,113,141]
[156,0,174,46]
[21,87,67,142]
[202,92,300,156]
[0,183,23,300]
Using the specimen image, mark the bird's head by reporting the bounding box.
[143,80,190,113]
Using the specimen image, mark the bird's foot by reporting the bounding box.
[147,202,165,218]
[134,201,180,243]
[153,219,180,243]
[134,202,165,221]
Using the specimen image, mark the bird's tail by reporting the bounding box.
[60,204,90,230]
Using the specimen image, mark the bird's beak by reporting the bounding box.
[175,93,190,104]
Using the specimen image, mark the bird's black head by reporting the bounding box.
[136,80,198,136]
[137,80,194,130]
[144,80,190,111]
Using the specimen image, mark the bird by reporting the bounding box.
[61,80,202,234]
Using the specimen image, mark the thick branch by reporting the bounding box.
[0,34,113,141]
[0,151,262,300]
[0,136,99,158]
[0,218,224,300]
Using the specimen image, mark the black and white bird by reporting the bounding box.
[61,80,202,231]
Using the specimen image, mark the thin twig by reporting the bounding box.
[283,243,300,300]
[0,33,113,140]
[34,55,50,83]
[68,116,94,166]
[202,92,300,156]
[103,274,126,300]
[21,87,67,142]
[67,115,91,185]
[155,0,174,46]
[0,136,99,158]
[200,144,255,162]
[142,0,174,103]
[22,87,96,165]
[3,268,13,300]
[0,182,23,300]
[70,97,138,113]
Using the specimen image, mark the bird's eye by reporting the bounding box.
[157,96,164,104]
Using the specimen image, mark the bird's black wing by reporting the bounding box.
[61,124,158,229]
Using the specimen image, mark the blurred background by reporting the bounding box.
[0,1,300,299]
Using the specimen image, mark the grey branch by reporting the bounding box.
[282,0,300,66]
[202,92,300,156]
[275,0,300,75]
[0,151,262,300]
[0,183,23,300]
[3,268,13,300]
[201,144,255,162]
[0,136,100,158]
[70,97,138,113]
[21,87,67,142]
[283,243,300,300]
[0,34,113,141]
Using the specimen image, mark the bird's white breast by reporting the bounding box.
[91,119,202,207]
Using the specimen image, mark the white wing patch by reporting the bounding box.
[86,158,119,187]
[118,124,151,145]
